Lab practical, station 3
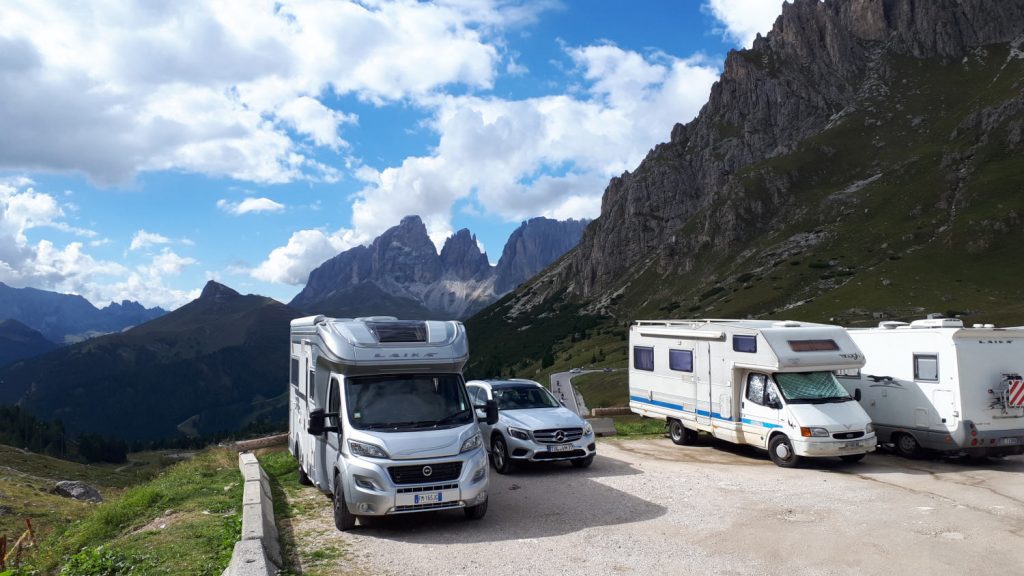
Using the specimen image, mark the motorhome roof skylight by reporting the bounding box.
[789,340,839,352]
[366,321,428,343]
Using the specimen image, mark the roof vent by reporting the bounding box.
[773,321,802,328]
[879,321,909,329]
[365,320,428,343]
[926,312,945,320]
[910,318,964,329]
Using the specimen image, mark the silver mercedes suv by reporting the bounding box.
[465,379,596,473]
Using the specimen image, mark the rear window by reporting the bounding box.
[633,346,654,371]
[788,340,839,352]
[733,335,757,353]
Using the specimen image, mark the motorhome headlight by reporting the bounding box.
[865,422,874,434]
[583,422,594,436]
[800,427,830,438]
[460,432,483,453]
[348,439,390,459]
[507,426,530,441]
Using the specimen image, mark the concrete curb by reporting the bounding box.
[223,452,281,576]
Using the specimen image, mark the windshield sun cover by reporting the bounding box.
[345,373,473,431]
[774,371,852,404]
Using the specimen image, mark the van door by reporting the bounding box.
[695,342,713,427]
[323,376,343,485]
[740,372,782,448]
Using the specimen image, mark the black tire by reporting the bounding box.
[840,453,865,463]
[297,464,312,486]
[768,435,801,468]
[332,474,356,531]
[893,433,921,458]
[668,420,697,445]
[464,498,488,520]
[571,454,595,468]
[491,435,515,474]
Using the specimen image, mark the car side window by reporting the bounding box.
[468,386,484,405]
[746,373,767,405]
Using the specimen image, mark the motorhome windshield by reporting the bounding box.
[774,371,853,404]
[493,385,560,410]
[345,373,474,431]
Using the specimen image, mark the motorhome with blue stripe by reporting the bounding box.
[628,319,876,467]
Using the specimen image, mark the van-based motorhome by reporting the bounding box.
[289,315,497,530]
[629,319,875,467]
[841,317,1024,458]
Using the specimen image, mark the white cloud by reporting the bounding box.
[705,0,788,47]
[217,197,286,215]
[129,230,172,251]
[251,228,366,285]
[0,0,547,184]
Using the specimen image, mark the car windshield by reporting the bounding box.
[773,371,853,404]
[345,373,473,431]
[492,385,560,410]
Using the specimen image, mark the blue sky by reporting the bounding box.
[0,0,786,309]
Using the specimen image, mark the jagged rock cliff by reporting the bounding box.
[290,215,588,319]
[467,0,1024,375]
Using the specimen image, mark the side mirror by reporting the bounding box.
[768,400,783,410]
[308,408,326,435]
[485,399,499,425]
[854,388,862,402]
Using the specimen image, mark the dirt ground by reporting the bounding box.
[280,437,1024,576]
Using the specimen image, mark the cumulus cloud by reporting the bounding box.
[129,230,172,251]
[251,228,366,285]
[0,0,544,184]
[217,197,286,215]
[705,0,788,47]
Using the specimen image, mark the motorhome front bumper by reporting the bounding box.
[340,447,489,516]
[792,432,877,457]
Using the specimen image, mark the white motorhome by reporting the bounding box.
[629,319,875,467]
[842,317,1024,458]
[289,315,498,530]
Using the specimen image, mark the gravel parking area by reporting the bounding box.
[285,437,1024,576]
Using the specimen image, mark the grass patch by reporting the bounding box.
[28,448,242,575]
[612,415,666,437]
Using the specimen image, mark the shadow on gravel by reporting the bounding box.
[350,454,667,543]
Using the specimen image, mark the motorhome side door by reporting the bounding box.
[740,372,783,447]
[322,376,343,483]
[694,342,713,427]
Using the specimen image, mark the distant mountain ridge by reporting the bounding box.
[290,215,588,319]
[0,282,166,344]
[0,281,300,441]
[0,319,57,367]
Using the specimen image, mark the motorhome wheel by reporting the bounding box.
[332,474,356,531]
[893,433,921,458]
[668,420,697,445]
[768,435,801,468]
[297,465,312,486]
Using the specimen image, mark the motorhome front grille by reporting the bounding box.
[388,462,462,484]
[533,428,584,444]
[396,483,459,494]
[832,431,865,440]
[533,449,587,460]
[394,501,462,513]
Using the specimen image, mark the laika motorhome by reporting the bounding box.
[842,317,1024,458]
[289,315,498,530]
[629,319,875,467]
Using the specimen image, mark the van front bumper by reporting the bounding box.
[340,447,489,516]
[792,432,877,457]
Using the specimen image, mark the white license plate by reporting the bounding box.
[549,443,575,453]
[839,441,863,450]
[413,492,442,504]
[999,437,1020,446]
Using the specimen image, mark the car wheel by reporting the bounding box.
[840,453,865,463]
[768,435,801,468]
[571,454,595,468]
[668,419,696,445]
[332,474,356,531]
[464,497,488,520]
[893,432,921,458]
[298,464,312,486]
[491,435,515,474]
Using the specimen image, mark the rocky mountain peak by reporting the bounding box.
[495,217,590,293]
[439,229,490,280]
[198,281,240,303]
[371,214,442,285]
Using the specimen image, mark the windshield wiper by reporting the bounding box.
[432,409,471,427]
[822,396,853,403]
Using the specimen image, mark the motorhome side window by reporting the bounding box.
[308,370,316,396]
[328,378,340,414]
[633,346,654,371]
[733,335,757,353]
[746,373,768,405]
[289,357,299,387]
[669,349,693,372]
[914,354,939,381]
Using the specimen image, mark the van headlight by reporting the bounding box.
[800,427,830,438]
[507,426,530,440]
[348,439,389,459]
[865,423,874,434]
[460,432,482,453]
[583,422,593,436]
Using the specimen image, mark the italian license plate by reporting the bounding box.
[839,441,862,450]
[999,437,1020,446]
[413,492,442,504]
[549,443,575,453]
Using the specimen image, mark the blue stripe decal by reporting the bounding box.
[632,396,781,428]
[630,395,687,412]
[742,418,783,429]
